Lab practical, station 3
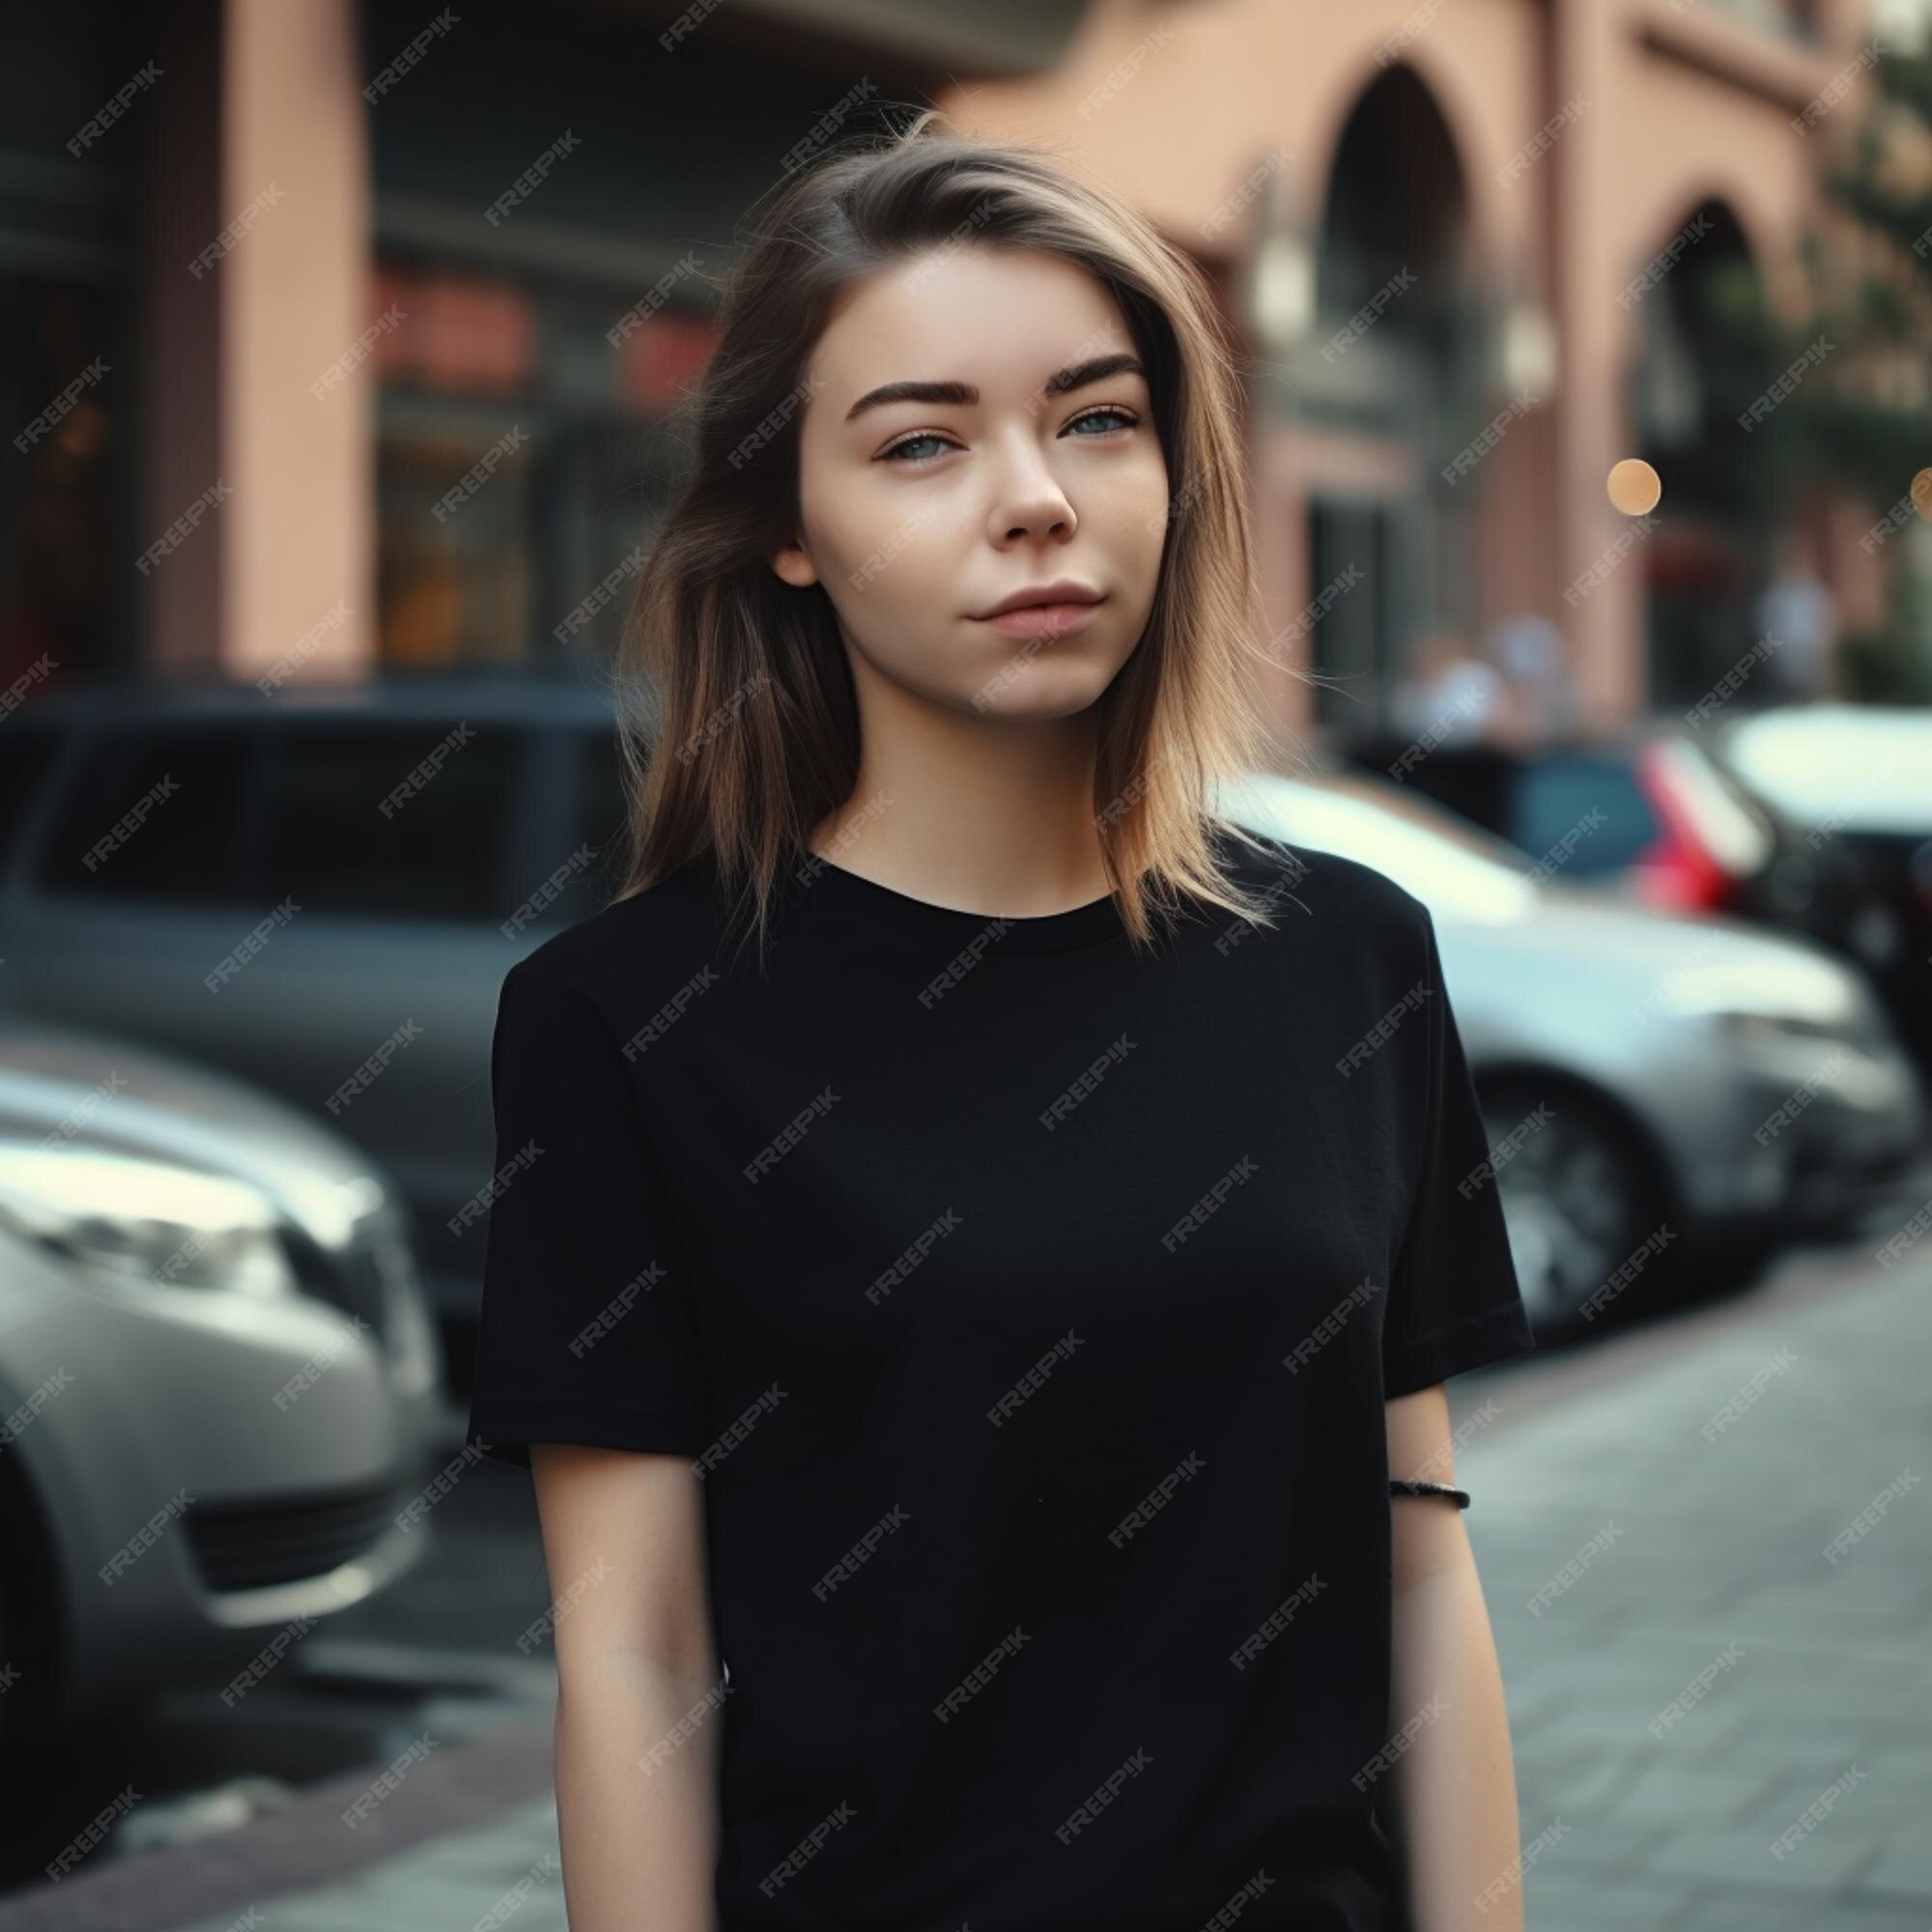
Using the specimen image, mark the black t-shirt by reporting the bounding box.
[466,826,1536,1930]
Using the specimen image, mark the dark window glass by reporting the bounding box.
[1511,756,1660,876]
[36,725,256,902]
[259,724,517,921]
[536,727,631,928]
[0,727,59,871]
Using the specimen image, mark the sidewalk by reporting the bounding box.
[1479,1237,1932,1931]
[5,1242,1927,1931]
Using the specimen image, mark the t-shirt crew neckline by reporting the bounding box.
[798,850,1128,955]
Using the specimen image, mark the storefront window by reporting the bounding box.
[370,258,710,668]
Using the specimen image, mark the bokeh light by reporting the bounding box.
[1606,456,1662,516]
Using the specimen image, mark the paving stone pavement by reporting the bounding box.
[9,1245,1927,1930]
[166,1794,569,1932]
[1476,1242,1932,1930]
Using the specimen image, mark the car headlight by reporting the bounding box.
[1657,957,1860,1035]
[0,1143,298,1296]
[1707,1009,1849,1045]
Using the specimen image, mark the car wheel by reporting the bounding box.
[1479,1076,1674,1336]
[0,1448,63,1737]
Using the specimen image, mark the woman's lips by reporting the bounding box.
[973,598,1106,639]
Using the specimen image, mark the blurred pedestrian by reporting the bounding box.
[1391,626,1508,744]
[1755,538,1837,703]
[1487,611,1578,744]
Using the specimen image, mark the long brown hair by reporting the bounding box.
[611,109,1289,963]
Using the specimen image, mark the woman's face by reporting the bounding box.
[772,244,1170,721]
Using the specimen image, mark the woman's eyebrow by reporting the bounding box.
[842,352,1147,423]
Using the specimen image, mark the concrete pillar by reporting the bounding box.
[1551,0,1646,728]
[145,0,372,681]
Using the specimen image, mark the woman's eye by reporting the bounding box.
[877,407,1137,465]
[879,432,953,464]
[1063,406,1137,437]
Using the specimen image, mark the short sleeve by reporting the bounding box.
[1380,899,1538,1398]
[465,959,710,1469]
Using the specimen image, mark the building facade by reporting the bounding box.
[2,0,1905,739]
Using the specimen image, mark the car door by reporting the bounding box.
[237,714,542,1310]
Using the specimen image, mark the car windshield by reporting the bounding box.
[1215,771,1543,922]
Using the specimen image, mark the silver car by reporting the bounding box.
[0,1020,445,1729]
[1216,769,1929,1332]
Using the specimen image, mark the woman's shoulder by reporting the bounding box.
[1207,818,1425,939]
[499,848,727,1007]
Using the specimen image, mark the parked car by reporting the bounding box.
[1329,728,1899,997]
[1708,704,1932,1074]
[6,673,1922,1338]
[0,672,629,1317]
[1214,768,1929,1331]
[0,1018,444,1732]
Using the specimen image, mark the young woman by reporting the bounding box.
[468,115,1537,1932]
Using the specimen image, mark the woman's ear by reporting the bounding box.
[770,541,818,589]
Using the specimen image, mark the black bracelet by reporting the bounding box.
[1389,1478,1470,1509]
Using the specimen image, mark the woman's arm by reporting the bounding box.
[530,1442,724,1931]
[1383,1383,1525,1932]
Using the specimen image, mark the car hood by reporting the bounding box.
[0,1018,399,1241]
[1442,886,1869,1026]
